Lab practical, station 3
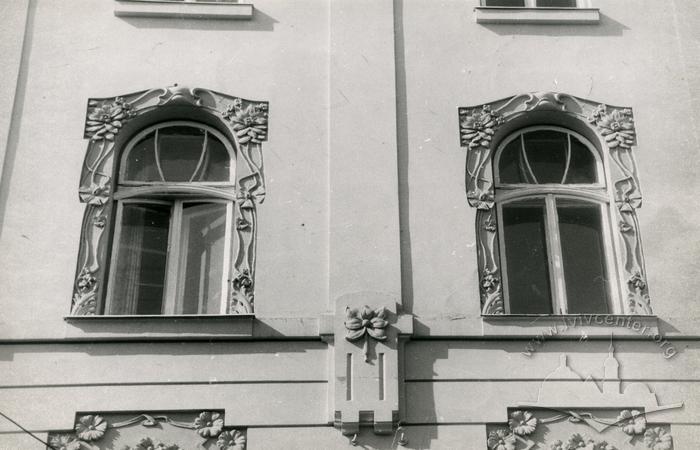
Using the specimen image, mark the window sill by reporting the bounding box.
[481,314,659,338]
[114,0,254,20]
[64,314,255,339]
[475,6,600,24]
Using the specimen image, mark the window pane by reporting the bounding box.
[536,0,577,7]
[558,201,610,314]
[564,135,598,184]
[483,0,526,6]
[123,133,161,182]
[177,203,228,314]
[194,134,231,182]
[122,125,232,183]
[110,204,170,314]
[158,126,208,182]
[522,130,568,183]
[502,200,553,314]
[498,138,526,184]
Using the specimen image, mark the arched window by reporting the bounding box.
[494,127,617,314]
[106,122,236,315]
[71,85,269,317]
[458,92,650,316]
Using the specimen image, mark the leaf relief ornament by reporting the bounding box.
[224,100,268,145]
[643,427,673,450]
[588,105,635,150]
[508,410,537,436]
[85,97,132,141]
[459,105,503,149]
[344,306,389,362]
[487,429,516,450]
[616,409,646,435]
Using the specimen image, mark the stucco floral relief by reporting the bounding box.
[47,411,246,450]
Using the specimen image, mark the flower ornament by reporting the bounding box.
[78,180,111,206]
[194,411,224,438]
[592,443,617,450]
[483,216,497,232]
[566,433,589,449]
[487,429,516,450]
[76,270,97,292]
[628,271,647,291]
[236,189,264,209]
[131,438,181,450]
[589,105,635,150]
[643,427,673,450]
[75,414,107,441]
[224,101,268,145]
[85,97,131,141]
[481,269,499,293]
[616,409,646,435]
[618,221,633,233]
[49,434,82,450]
[508,410,537,435]
[344,306,389,362]
[216,430,246,450]
[459,105,503,149]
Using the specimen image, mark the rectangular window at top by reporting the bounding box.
[482,0,580,6]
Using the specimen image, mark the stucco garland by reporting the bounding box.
[72,85,268,315]
[458,92,650,315]
[48,411,246,450]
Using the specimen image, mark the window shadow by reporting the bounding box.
[479,13,628,37]
[118,8,278,32]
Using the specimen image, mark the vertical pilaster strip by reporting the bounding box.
[328,0,402,307]
[0,0,31,216]
[328,0,403,435]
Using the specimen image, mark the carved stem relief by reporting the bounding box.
[459,92,650,315]
[72,85,268,315]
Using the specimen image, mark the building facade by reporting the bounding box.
[0,0,698,448]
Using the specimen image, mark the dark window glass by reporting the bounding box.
[558,201,610,314]
[564,135,597,183]
[522,130,568,183]
[498,138,525,184]
[502,200,553,314]
[123,125,231,183]
[483,0,526,6]
[110,204,170,314]
[536,0,577,7]
[498,129,598,185]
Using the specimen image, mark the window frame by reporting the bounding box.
[105,121,237,316]
[480,0,591,7]
[458,92,651,317]
[72,86,269,317]
[493,126,622,315]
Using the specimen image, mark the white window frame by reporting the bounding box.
[481,0,591,7]
[494,126,622,315]
[105,121,236,315]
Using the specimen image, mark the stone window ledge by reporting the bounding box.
[64,314,255,339]
[475,7,600,24]
[482,314,659,338]
[114,0,254,20]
